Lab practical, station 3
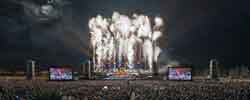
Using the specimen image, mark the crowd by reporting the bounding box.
[0,80,250,100]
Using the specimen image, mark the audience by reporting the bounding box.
[0,80,249,100]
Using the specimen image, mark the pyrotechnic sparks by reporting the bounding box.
[89,12,164,72]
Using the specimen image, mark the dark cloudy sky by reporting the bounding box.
[0,0,249,67]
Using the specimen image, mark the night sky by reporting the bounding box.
[0,0,249,67]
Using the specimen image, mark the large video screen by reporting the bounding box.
[168,67,192,80]
[49,67,73,80]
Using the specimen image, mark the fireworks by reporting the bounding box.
[89,12,164,72]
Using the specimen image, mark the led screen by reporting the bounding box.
[49,67,73,80]
[168,67,192,80]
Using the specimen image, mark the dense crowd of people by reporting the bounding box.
[0,80,250,100]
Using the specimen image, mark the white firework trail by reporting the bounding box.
[89,12,164,72]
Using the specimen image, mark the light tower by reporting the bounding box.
[209,59,219,79]
[87,60,92,79]
[26,60,35,80]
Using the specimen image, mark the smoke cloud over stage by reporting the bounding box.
[89,12,164,72]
